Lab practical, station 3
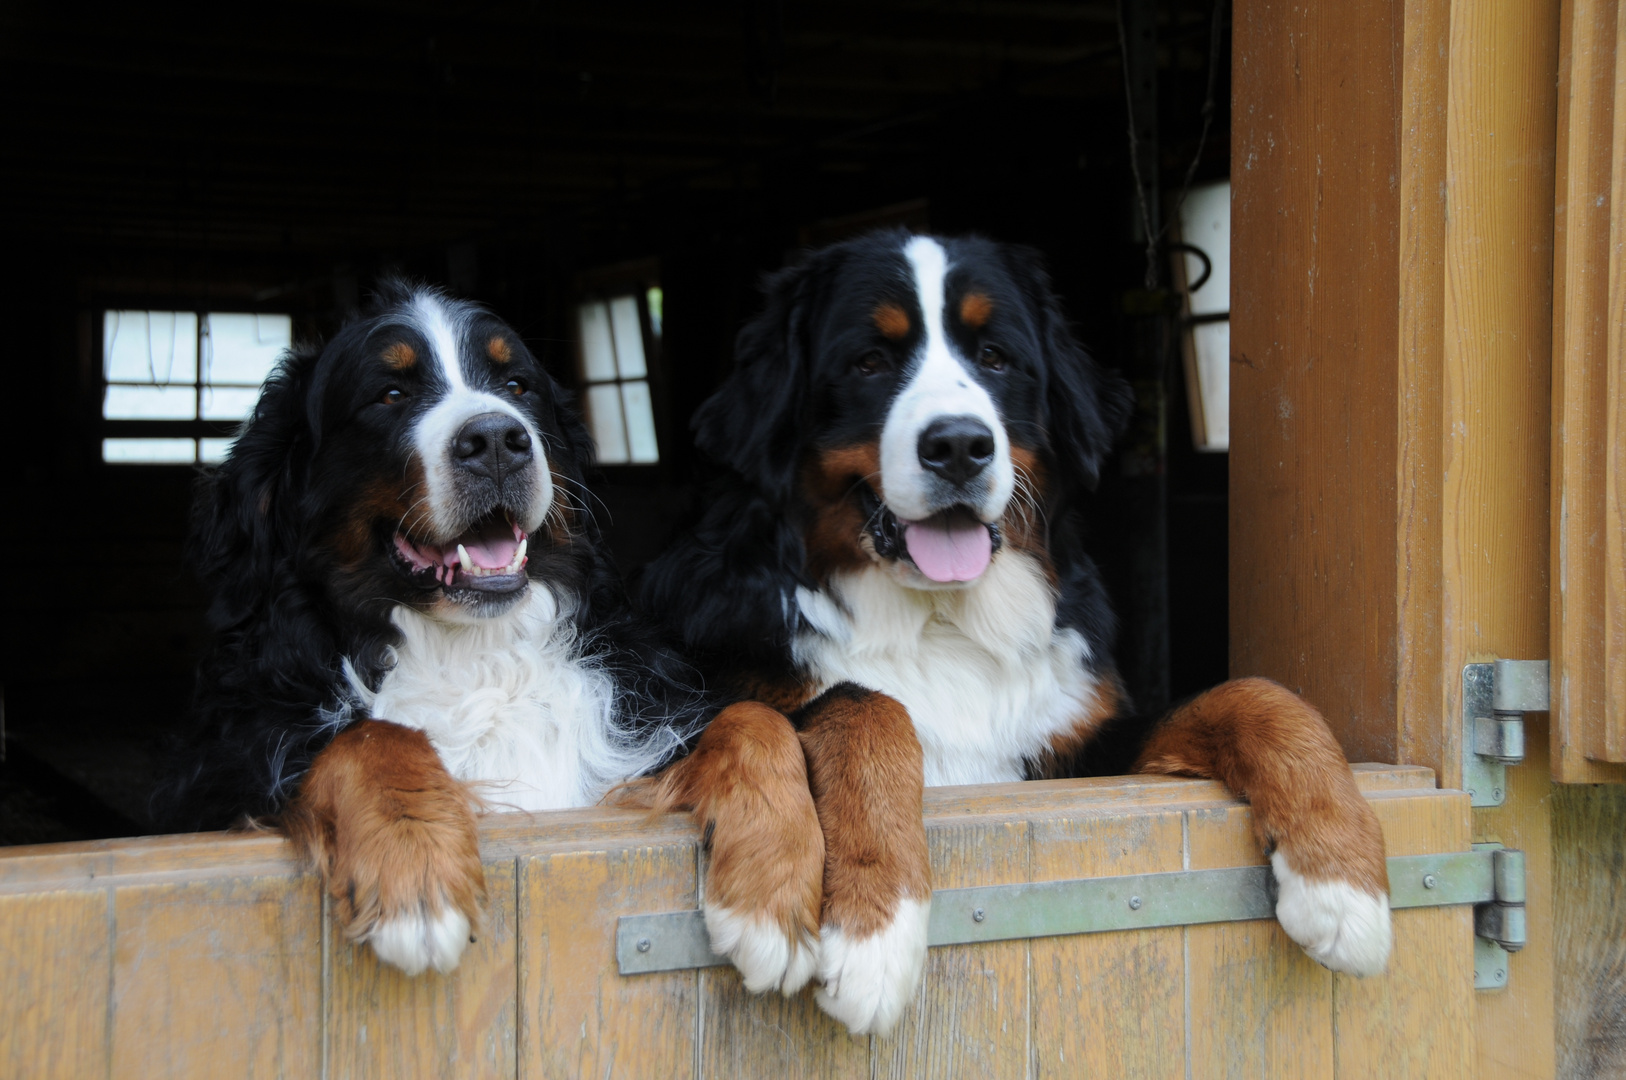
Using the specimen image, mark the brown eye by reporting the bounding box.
[855,349,886,376]
[505,378,527,396]
[979,345,1007,371]
[381,387,404,405]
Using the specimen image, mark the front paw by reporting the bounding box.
[1271,851,1392,976]
[705,904,820,994]
[814,897,930,1037]
[330,807,487,976]
[286,720,487,977]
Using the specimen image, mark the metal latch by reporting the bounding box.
[1472,844,1526,990]
[1462,660,1549,806]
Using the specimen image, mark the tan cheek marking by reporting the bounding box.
[873,303,910,340]
[381,343,417,370]
[487,336,512,364]
[960,292,993,329]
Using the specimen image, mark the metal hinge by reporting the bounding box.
[1462,659,1549,807]
[618,846,1527,990]
[1472,843,1526,990]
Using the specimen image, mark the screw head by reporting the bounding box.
[1128,895,1143,910]
[1496,968,1506,981]
[1423,874,1438,889]
[972,907,986,923]
[636,938,652,953]
[1493,787,1504,801]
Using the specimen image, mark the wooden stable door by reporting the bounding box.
[1232,0,1626,1076]
[3,769,1483,1079]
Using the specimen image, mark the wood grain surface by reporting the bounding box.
[1551,0,1626,781]
[0,769,1490,1078]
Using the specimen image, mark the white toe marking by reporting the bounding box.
[367,906,472,976]
[1271,851,1393,976]
[705,904,819,995]
[814,896,931,1037]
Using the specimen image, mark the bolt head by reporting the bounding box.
[1423,874,1437,889]
[972,907,986,922]
[636,938,652,953]
[1129,895,1143,910]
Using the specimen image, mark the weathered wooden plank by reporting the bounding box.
[877,818,1030,1079]
[1029,808,1186,1080]
[326,859,518,1080]
[1230,0,1408,766]
[1552,782,1626,1076]
[1605,0,1626,766]
[520,840,699,1080]
[0,890,110,1080]
[1551,0,1626,781]
[698,966,871,1080]
[1185,802,1331,1080]
[110,875,321,1079]
[1333,789,1476,1080]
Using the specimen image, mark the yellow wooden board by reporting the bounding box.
[0,768,1484,1079]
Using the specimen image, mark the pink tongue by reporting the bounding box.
[903,517,993,582]
[460,536,519,570]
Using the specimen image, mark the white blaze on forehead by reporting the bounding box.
[411,292,469,391]
[403,290,552,538]
[878,237,1014,523]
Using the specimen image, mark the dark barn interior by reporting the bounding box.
[0,1,1230,843]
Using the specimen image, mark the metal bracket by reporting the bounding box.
[617,848,1516,988]
[1462,660,1549,807]
[1471,843,1526,990]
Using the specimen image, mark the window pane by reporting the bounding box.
[646,286,663,339]
[104,310,197,384]
[609,295,647,379]
[199,438,237,464]
[1190,320,1230,452]
[201,385,262,421]
[203,313,291,385]
[104,383,197,420]
[584,383,629,464]
[577,301,618,383]
[1177,180,1230,318]
[620,380,659,463]
[103,437,197,464]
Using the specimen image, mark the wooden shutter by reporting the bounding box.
[1551,0,1626,784]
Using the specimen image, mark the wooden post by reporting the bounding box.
[1232,0,1565,1073]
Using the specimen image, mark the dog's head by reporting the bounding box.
[195,281,592,626]
[694,230,1132,589]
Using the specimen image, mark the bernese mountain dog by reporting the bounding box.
[639,230,1392,1035]
[161,281,708,976]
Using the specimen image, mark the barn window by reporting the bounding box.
[574,287,662,466]
[101,310,290,464]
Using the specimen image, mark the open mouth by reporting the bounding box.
[859,486,1001,583]
[392,510,530,594]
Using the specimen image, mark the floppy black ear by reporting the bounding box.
[1004,247,1133,492]
[189,346,319,632]
[691,259,815,505]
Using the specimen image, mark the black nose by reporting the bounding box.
[451,412,532,479]
[917,415,996,486]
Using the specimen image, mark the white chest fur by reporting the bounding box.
[792,552,1104,786]
[344,588,642,813]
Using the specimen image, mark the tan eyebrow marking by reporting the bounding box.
[872,303,911,340]
[381,342,417,370]
[487,336,512,364]
[959,292,993,329]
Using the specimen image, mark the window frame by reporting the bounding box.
[89,298,299,468]
[570,260,670,480]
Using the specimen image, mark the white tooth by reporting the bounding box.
[514,538,528,568]
[456,544,470,571]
